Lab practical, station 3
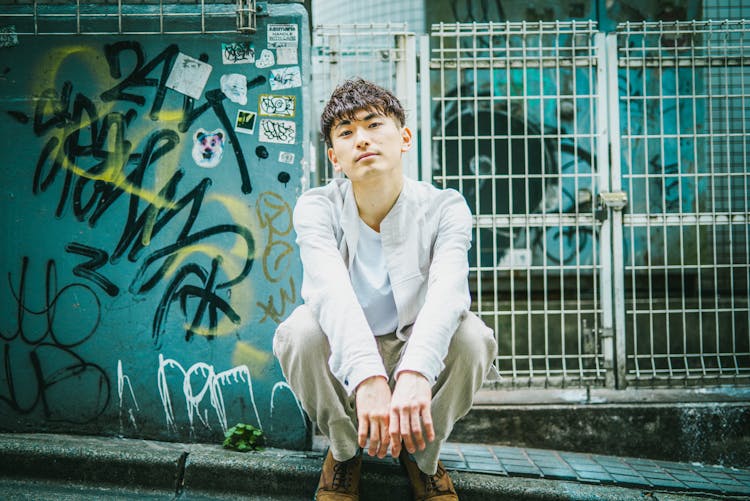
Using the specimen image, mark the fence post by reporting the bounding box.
[419,34,432,183]
[604,31,628,389]
[595,31,616,388]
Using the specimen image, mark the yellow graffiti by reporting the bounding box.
[231,341,272,374]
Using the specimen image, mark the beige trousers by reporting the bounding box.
[273,305,497,475]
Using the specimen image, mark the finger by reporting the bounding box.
[400,408,415,453]
[378,420,390,458]
[368,419,380,456]
[411,410,425,451]
[358,415,369,449]
[421,405,436,443]
[389,409,401,457]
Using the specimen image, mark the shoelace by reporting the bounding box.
[331,459,355,490]
[422,464,451,494]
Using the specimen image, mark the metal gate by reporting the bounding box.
[311,20,750,390]
[614,20,750,387]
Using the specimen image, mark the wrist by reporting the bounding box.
[355,374,387,392]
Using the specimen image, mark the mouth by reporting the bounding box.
[356,152,377,162]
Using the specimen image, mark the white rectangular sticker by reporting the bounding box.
[267,24,298,48]
[276,47,298,66]
[278,152,295,164]
[269,66,302,91]
[259,119,296,145]
[222,42,255,65]
[165,53,213,100]
[259,94,296,117]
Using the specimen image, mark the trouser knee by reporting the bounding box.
[273,305,329,368]
[448,312,497,369]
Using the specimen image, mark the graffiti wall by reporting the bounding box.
[0,4,309,449]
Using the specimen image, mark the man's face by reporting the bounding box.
[327,109,412,183]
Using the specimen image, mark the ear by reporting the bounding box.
[400,126,413,153]
[195,128,206,141]
[327,147,341,172]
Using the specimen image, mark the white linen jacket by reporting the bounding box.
[293,176,473,395]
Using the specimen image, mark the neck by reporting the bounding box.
[352,174,404,232]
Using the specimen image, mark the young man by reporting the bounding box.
[273,78,497,501]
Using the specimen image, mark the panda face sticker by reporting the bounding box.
[192,128,225,168]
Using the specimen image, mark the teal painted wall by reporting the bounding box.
[0,3,309,449]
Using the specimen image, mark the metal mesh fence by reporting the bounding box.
[429,22,608,388]
[617,20,750,386]
[1,0,249,35]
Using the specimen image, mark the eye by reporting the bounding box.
[338,129,352,137]
[368,121,382,128]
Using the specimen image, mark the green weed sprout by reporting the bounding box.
[223,423,265,452]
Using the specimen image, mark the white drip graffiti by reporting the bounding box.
[117,360,140,432]
[157,354,263,434]
[116,356,307,436]
[270,381,307,429]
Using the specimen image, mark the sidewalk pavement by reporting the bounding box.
[1,432,749,500]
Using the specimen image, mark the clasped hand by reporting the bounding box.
[354,371,435,459]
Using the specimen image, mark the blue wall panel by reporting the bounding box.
[0,4,309,449]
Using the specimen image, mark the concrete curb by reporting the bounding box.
[0,433,729,500]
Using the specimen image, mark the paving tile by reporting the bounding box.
[563,459,601,471]
[539,467,578,481]
[709,477,744,486]
[575,470,613,483]
[644,477,687,489]
[670,472,707,482]
[605,467,641,477]
[466,458,502,467]
[503,463,542,477]
[570,465,608,474]
[677,480,724,492]
[724,485,750,496]
[491,448,528,460]
[501,459,534,467]
[466,463,507,475]
[531,458,565,467]
[699,472,734,481]
[442,460,467,469]
[609,474,650,488]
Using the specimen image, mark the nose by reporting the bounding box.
[354,126,370,148]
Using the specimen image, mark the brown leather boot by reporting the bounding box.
[315,449,362,500]
[399,449,458,501]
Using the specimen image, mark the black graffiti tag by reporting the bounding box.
[0,258,110,423]
[222,42,254,63]
[29,41,257,346]
[260,120,295,144]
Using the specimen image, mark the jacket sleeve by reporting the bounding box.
[395,190,472,384]
[293,191,387,395]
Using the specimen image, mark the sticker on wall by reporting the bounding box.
[269,66,302,91]
[259,119,296,145]
[220,73,248,105]
[278,151,295,165]
[166,53,213,100]
[276,47,298,66]
[0,25,18,48]
[267,24,298,48]
[235,110,257,135]
[255,49,275,69]
[192,128,226,168]
[222,42,255,65]
[259,94,296,118]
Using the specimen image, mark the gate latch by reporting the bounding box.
[598,191,628,211]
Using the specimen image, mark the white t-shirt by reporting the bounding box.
[349,218,399,336]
